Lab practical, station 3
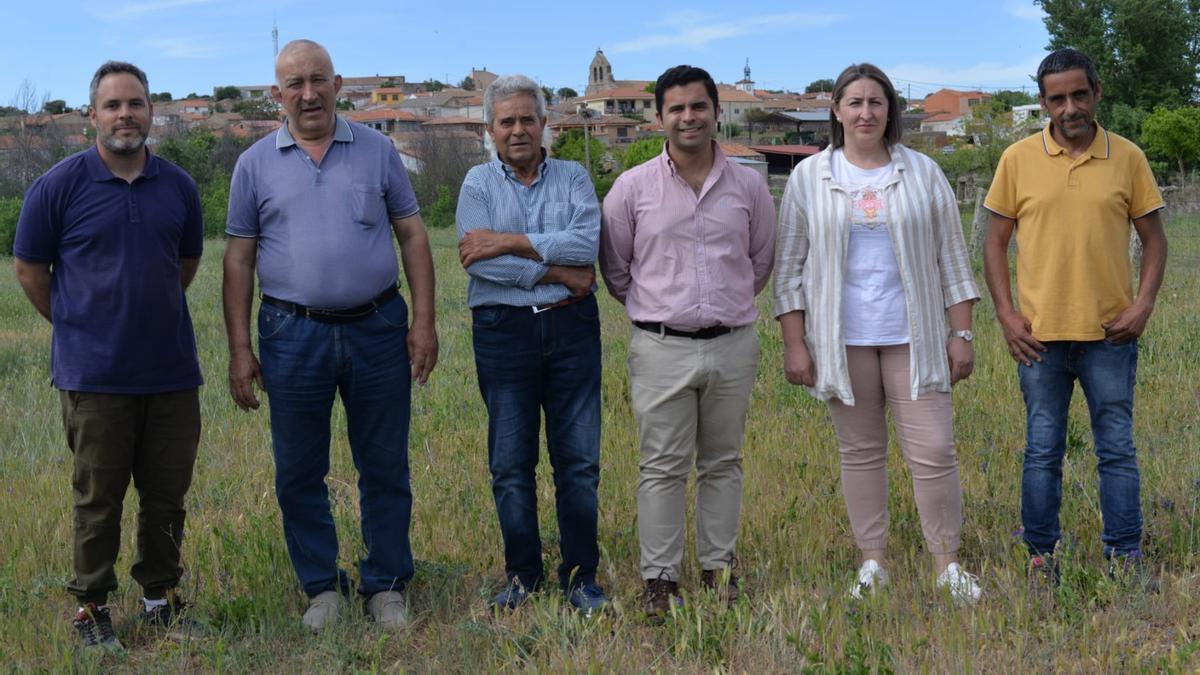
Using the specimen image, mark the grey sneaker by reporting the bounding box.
[936,562,982,606]
[302,590,342,633]
[366,591,408,628]
[73,603,123,651]
[848,559,888,600]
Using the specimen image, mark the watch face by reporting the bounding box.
[953,330,974,342]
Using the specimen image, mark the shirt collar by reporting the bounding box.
[497,148,549,184]
[660,140,727,177]
[275,115,355,149]
[1041,121,1110,159]
[84,145,159,182]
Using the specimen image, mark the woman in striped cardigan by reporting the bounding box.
[772,63,982,604]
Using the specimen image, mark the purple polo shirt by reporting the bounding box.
[226,116,420,308]
[13,146,204,393]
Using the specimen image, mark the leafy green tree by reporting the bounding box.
[556,87,578,99]
[423,185,456,229]
[1141,106,1200,176]
[42,100,68,114]
[232,97,279,120]
[541,86,554,104]
[990,90,1036,110]
[0,196,22,254]
[805,78,834,93]
[422,79,445,92]
[336,99,355,111]
[1106,103,1150,141]
[743,108,772,142]
[1035,0,1199,112]
[643,82,656,93]
[200,172,230,238]
[459,76,476,91]
[213,86,240,100]
[621,137,664,169]
[551,128,605,175]
[156,128,216,186]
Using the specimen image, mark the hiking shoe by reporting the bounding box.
[139,594,203,638]
[642,577,682,623]
[302,590,342,633]
[366,591,408,628]
[700,568,741,606]
[1108,550,1159,593]
[848,559,888,600]
[565,583,609,617]
[490,580,531,611]
[1028,553,1060,598]
[937,562,982,606]
[73,603,123,650]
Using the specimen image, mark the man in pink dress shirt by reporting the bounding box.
[600,65,775,620]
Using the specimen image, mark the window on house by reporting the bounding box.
[617,127,628,137]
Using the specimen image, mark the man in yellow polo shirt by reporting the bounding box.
[983,48,1167,585]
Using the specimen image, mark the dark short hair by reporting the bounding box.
[654,65,719,114]
[828,63,903,149]
[89,61,150,108]
[1036,48,1099,96]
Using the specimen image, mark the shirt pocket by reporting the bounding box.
[352,183,387,228]
[539,202,572,233]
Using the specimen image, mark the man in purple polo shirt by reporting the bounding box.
[14,61,204,650]
[222,39,437,632]
[600,65,775,620]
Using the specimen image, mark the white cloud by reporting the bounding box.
[1008,1,1044,20]
[143,36,223,60]
[611,11,845,53]
[887,55,1045,92]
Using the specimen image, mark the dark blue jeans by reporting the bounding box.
[472,295,602,592]
[1018,339,1141,557]
[258,294,413,597]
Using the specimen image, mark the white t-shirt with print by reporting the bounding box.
[830,148,910,346]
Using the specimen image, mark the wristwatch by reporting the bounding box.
[949,329,974,342]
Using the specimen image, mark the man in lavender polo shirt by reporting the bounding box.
[222,39,438,632]
[600,65,775,619]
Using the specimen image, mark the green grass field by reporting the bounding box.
[0,216,1198,673]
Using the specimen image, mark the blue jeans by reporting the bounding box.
[1018,339,1141,557]
[258,294,413,597]
[472,295,602,592]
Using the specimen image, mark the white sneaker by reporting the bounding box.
[302,590,342,632]
[937,562,982,606]
[848,559,889,600]
[366,591,408,628]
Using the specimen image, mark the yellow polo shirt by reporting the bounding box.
[985,123,1163,341]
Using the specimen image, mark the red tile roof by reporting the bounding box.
[422,116,485,126]
[749,144,820,156]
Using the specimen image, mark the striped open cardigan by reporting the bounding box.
[772,144,979,405]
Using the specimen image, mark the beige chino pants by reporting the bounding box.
[628,325,759,581]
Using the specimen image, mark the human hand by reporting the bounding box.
[408,317,439,385]
[1102,301,1152,343]
[784,341,816,386]
[557,266,595,297]
[458,230,511,267]
[228,348,264,410]
[997,309,1045,366]
[947,337,975,384]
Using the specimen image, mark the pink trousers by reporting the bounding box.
[826,344,963,555]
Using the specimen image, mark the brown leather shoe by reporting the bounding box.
[701,568,741,606]
[642,577,681,622]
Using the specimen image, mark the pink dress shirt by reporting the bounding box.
[600,143,776,330]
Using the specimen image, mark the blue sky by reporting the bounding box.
[7,1,1053,108]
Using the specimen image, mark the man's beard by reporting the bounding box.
[100,128,147,155]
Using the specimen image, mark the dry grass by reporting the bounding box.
[0,215,1197,673]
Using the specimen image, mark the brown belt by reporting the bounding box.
[532,293,590,314]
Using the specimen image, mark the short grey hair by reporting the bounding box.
[89,61,149,108]
[484,75,545,125]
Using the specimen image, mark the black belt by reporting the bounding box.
[261,286,398,324]
[634,321,735,340]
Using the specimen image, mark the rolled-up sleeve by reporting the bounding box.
[599,173,635,303]
[931,166,980,307]
[772,172,810,317]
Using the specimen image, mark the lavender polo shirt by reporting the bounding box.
[600,143,776,330]
[226,116,419,308]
